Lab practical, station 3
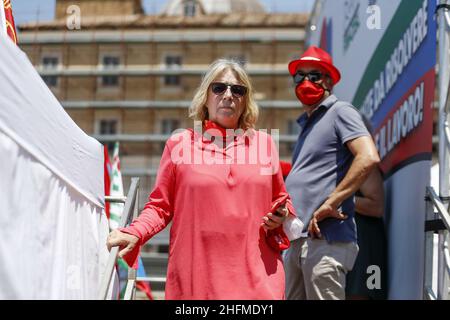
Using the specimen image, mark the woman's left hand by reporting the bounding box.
[261,206,289,231]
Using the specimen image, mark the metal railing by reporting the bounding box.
[424,186,450,300]
[425,0,450,301]
[136,276,166,283]
[97,177,140,300]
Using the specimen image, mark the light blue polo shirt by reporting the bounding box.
[285,94,369,243]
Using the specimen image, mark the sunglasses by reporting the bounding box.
[211,82,248,97]
[293,71,325,84]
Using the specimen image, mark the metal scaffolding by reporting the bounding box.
[423,0,450,300]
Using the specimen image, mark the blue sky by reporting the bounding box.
[11,0,315,25]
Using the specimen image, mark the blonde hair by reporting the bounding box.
[189,59,259,130]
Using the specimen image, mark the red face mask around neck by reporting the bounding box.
[295,80,326,106]
[204,120,234,138]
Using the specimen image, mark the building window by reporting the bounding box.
[184,0,196,17]
[101,55,120,87]
[100,119,118,135]
[161,119,180,135]
[98,119,118,153]
[164,55,182,86]
[41,56,59,88]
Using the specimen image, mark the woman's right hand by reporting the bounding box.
[106,229,140,259]
[261,205,289,231]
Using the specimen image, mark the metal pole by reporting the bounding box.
[424,188,436,299]
[98,178,140,300]
[123,278,136,300]
[437,230,449,299]
[105,195,127,203]
[126,185,139,300]
[124,272,136,300]
[437,0,450,300]
[438,0,450,199]
[133,187,139,221]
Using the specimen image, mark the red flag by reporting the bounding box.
[136,281,154,300]
[3,0,18,44]
[280,161,292,179]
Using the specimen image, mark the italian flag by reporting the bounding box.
[106,142,153,299]
[109,142,124,230]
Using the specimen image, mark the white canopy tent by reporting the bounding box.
[0,35,114,299]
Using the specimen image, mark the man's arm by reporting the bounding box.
[355,167,384,218]
[325,135,380,211]
[308,135,380,237]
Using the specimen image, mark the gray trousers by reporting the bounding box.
[283,237,359,300]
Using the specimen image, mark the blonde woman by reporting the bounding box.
[107,59,296,299]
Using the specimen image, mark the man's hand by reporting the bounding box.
[307,203,347,238]
[106,229,140,259]
[261,206,289,231]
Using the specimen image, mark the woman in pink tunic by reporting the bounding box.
[107,59,296,299]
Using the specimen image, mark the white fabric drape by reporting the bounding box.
[0,34,114,299]
[0,2,6,37]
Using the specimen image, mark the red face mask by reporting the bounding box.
[295,80,326,106]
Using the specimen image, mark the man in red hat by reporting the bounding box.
[283,46,380,300]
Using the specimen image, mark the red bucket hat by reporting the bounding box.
[288,46,341,85]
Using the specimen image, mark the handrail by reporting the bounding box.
[444,119,450,150]
[425,286,437,300]
[105,195,127,203]
[97,177,140,300]
[123,185,140,300]
[123,279,136,300]
[426,0,450,301]
[444,240,450,276]
[136,276,167,283]
[426,187,450,231]
[424,186,450,300]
